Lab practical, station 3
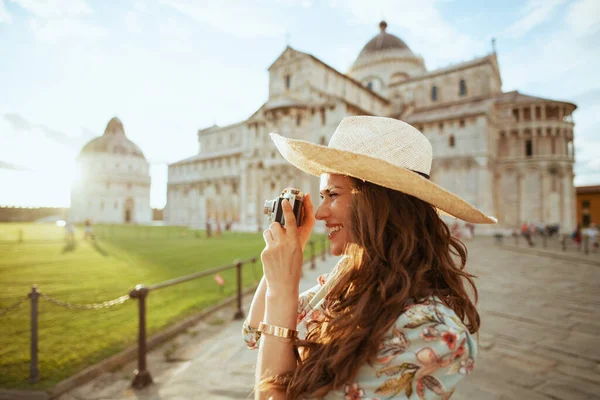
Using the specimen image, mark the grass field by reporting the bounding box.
[0,222,327,389]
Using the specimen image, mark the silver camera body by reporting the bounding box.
[264,188,305,227]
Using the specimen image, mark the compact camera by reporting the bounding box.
[264,188,305,227]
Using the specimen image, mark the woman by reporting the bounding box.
[243,116,497,399]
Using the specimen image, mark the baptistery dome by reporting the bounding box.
[80,117,146,159]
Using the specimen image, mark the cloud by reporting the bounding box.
[503,0,567,38]
[8,0,92,18]
[29,17,107,42]
[568,88,600,107]
[2,113,95,149]
[4,113,32,130]
[0,160,30,171]
[566,0,600,36]
[8,0,106,42]
[0,0,12,23]
[329,0,485,68]
[160,0,289,38]
[499,0,600,95]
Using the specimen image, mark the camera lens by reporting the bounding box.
[263,199,275,216]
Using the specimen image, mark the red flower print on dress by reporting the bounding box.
[421,326,440,341]
[344,382,366,400]
[376,326,410,364]
[311,309,323,321]
[297,309,307,324]
[441,330,458,350]
[452,340,466,361]
[459,357,474,375]
[317,273,329,286]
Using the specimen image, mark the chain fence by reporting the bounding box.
[0,295,29,316]
[2,238,330,387]
[38,292,131,310]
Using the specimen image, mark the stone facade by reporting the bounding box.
[166,22,577,233]
[70,117,152,224]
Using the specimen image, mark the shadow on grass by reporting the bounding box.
[61,239,77,254]
[91,240,110,257]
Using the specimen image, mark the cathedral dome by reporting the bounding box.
[80,117,146,159]
[356,21,412,59]
[348,21,426,91]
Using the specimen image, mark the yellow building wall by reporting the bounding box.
[576,188,600,227]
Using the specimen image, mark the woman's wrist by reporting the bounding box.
[265,286,299,302]
[264,288,298,330]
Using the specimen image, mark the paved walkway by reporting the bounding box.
[59,239,600,400]
[58,256,339,400]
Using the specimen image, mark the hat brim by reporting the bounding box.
[270,133,497,224]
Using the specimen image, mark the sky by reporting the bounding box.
[0,0,599,208]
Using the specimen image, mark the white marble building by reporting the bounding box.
[70,117,152,224]
[166,21,577,233]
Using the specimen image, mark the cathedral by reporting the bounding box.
[165,21,577,233]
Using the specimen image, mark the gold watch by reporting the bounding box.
[258,322,298,339]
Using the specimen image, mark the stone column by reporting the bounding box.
[518,170,525,224]
[558,106,564,122]
[540,167,550,223]
[562,171,575,233]
[240,159,248,225]
[475,157,493,214]
[541,104,546,120]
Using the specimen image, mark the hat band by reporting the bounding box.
[411,170,430,180]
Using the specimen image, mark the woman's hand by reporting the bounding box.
[261,198,310,295]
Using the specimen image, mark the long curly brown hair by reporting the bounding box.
[263,178,480,399]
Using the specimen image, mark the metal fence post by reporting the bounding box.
[130,285,153,389]
[321,237,326,261]
[310,241,316,270]
[29,285,39,384]
[234,261,244,320]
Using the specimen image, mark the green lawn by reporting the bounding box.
[0,222,327,389]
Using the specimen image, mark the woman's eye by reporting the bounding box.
[329,193,339,198]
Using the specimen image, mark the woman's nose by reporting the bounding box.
[315,202,329,221]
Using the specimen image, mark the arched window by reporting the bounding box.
[459,79,467,96]
[285,74,291,89]
[525,139,533,157]
[449,135,455,148]
[431,86,438,101]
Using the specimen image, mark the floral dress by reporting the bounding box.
[242,258,477,399]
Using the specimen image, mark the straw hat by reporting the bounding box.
[270,116,497,224]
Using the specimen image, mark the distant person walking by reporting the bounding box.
[83,219,95,241]
[521,222,534,247]
[64,221,75,242]
[587,223,598,253]
[206,219,212,238]
[451,221,461,239]
[572,224,582,250]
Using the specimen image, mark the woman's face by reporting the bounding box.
[315,174,355,256]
